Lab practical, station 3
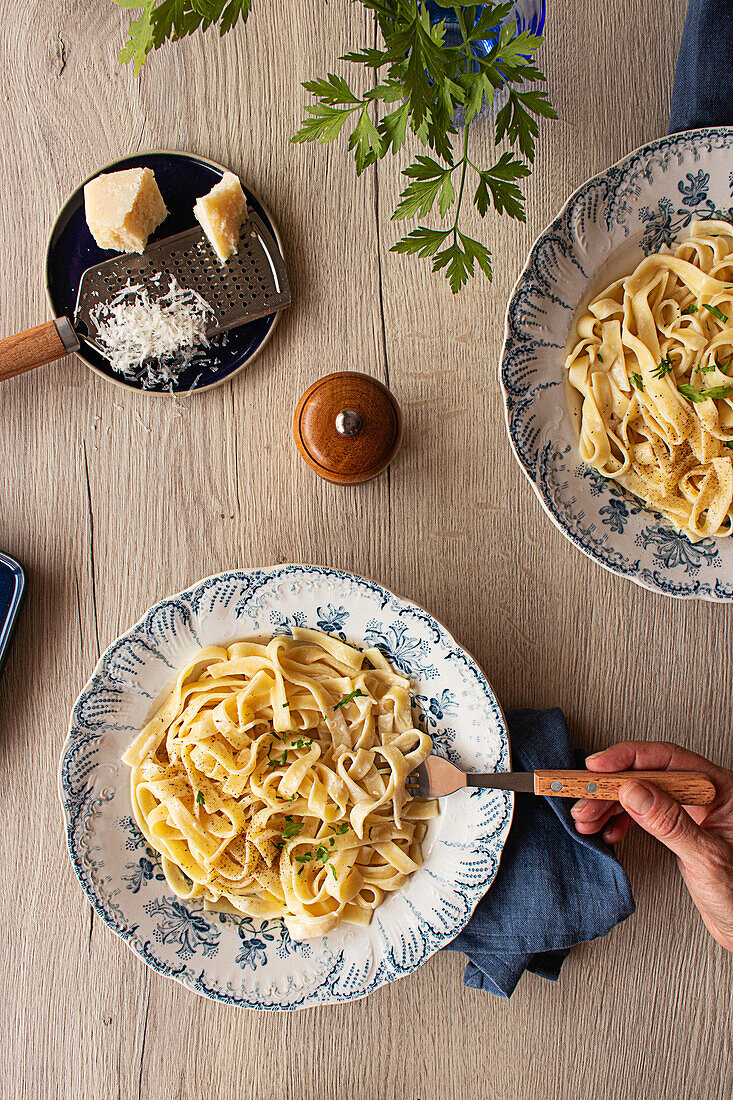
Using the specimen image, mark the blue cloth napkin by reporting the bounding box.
[670,0,733,132]
[445,708,635,998]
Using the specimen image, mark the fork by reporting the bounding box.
[404,755,716,804]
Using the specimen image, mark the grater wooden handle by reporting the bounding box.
[0,318,79,381]
[533,769,716,805]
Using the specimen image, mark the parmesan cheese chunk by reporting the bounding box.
[84,168,168,254]
[193,172,248,264]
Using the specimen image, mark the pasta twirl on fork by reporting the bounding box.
[565,220,733,541]
[121,629,438,940]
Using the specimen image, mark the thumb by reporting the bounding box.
[619,780,710,863]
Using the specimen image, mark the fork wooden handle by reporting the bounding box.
[534,769,716,805]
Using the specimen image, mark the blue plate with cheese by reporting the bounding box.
[45,150,287,394]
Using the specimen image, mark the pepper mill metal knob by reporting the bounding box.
[293,371,402,485]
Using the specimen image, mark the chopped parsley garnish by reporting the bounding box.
[681,302,698,315]
[725,441,733,450]
[282,820,303,840]
[368,827,373,839]
[718,358,732,375]
[196,790,205,805]
[329,837,335,846]
[329,864,337,880]
[703,303,728,323]
[329,823,349,835]
[677,383,733,402]
[294,853,313,864]
[596,353,604,363]
[333,688,366,711]
[700,384,733,399]
[314,844,329,862]
[291,736,314,750]
[698,363,716,374]
[630,373,644,392]
[678,384,707,403]
[266,749,288,768]
[282,702,290,708]
[652,354,673,380]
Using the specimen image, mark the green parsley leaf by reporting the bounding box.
[301,72,361,106]
[329,823,349,835]
[718,358,732,375]
[681,302,698,315]
[597,354,604,364]
[703,303,728,323]
[630,373,645,392]
[680,381,733,401]
[348,105,386,175]
[432,232,493,294]
[196,790,204,805]
[282,702,290,708]
[652,355,673,380]
[282,820,303,840]
[725,441,733,449]
[678,384,707,403]
[294,853,312,864]
[333,688,366,711]
[377,101,410,155]
[700,385,733,400]
[699,364,716,374]
[329,864,337,880]
[117,0,251,75]
[473,151,530,220]
[390,227,451,260]
[392,157,455,221]
[291,103,356,145]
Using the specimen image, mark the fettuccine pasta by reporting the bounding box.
[565,221,733,540]
[121,629,438,939]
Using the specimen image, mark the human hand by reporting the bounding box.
[571,741,733,951]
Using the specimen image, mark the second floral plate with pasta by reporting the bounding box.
[59,565,511,1008]
[501,127,733,601]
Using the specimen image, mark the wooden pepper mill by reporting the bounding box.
[293,371,403,485]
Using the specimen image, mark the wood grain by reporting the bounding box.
[0,319,70,380]
[532,770,717,805]
[0,1,732,1099]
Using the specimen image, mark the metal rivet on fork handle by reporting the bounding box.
[551,780,563,792]
[586,782,598,793]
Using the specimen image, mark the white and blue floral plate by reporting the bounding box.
[59,565,512,1008]
[500,127,733,601]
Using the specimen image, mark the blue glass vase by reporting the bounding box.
[424,1,547,68]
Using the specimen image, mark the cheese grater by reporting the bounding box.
[0,206,291,389]
[74,209,291,348]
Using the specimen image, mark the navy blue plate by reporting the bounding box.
[0,552,24,678]
[45,151,285,393]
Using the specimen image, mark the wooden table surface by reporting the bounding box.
[1,2,731,1098]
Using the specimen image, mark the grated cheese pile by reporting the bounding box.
[89,278,215,389]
